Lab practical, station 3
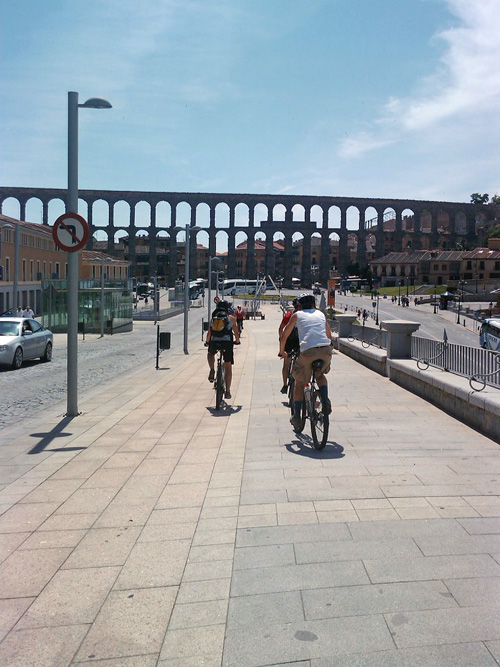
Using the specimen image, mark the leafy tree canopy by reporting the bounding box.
[470,193,490,204]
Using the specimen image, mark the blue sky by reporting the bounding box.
[2,0,500,216]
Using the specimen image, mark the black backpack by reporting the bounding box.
[210,309,231,340]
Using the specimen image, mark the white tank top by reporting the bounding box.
[296,309,330,352]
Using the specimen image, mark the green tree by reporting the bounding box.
[470,193,490,204]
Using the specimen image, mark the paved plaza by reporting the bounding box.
[1,304,500,666]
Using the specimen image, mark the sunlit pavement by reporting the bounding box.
[1,303,500,666]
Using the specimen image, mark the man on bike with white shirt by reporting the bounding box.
[279,293,333,430]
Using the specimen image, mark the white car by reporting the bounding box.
[0,317,53,370]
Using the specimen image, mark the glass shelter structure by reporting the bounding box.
[42,279,133,334]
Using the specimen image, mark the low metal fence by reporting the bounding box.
[411,336,500,391]
[348,323,386,349]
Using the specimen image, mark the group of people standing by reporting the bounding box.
[16,306,34,318]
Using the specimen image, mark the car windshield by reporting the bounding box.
[0,321,20,336]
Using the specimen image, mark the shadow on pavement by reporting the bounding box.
[28,415,86,455]
[207,404,243,417]
[285,436,344,459]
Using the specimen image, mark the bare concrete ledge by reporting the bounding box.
[337,338,388,377]
[388,359,500,443]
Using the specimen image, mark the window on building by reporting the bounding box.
[55,262,60,278]
[434,264,439,270]
[43,261,46,278]
[5,257,10,281]
[22,259,26,281]
[479,261,485,270]
[466,261,472,270]
[441,264,447,270]
[30,260,34,281]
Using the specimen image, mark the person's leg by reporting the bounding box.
[207,352,215,381]
[281,356,291,391]
[224,361,232,395]
[292,380,304,418]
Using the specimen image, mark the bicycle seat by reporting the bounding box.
[312,359,324,370]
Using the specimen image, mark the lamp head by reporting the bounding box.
[79,97,112,109]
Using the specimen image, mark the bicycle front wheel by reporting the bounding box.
[215,363,224,410]
[310,389,329,449]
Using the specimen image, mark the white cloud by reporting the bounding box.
[337,0,500,157]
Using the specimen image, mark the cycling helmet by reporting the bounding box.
[217,300,231,311]
[297,293,316,308]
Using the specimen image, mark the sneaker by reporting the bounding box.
[208,370,215,382]
[224,391,231,399]
[323,397,332,415]
[290,415,302,431]
[280,385,288,394]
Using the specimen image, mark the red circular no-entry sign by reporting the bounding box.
[52,212,89,252]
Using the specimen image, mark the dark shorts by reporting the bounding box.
[208,340,234,364]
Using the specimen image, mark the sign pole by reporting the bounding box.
[67,91,79,416]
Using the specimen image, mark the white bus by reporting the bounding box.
[219,279,265,296]
[479,318,500,350]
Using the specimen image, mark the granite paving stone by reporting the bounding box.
[114,539,192,589]
[62,526,141,569]
[363,553,500,583]
[386,605,500,648]
[0,624,90,666]
[302,580,458,620]
[222,615,394,666]
[75,587,177,662]
[311,642,498,666]
[0,546,72,598]
[15,566,121,628]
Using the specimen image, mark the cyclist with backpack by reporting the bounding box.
[279,293,333,430]
[206,299,240,399]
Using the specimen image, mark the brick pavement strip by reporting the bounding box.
[0,303,500,665]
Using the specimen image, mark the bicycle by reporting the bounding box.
[291,358,330,450]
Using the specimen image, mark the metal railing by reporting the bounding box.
[332,315,500,391]
[348,323,386,349]
[412,335,500,390]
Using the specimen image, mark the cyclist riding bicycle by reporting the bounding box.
[278,298,299,393]
[206,299,240,399]
[279,292,333,430]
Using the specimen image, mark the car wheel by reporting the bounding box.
[42,341,52,362]
[12,347,23,370]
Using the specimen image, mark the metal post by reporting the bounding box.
[100,256,105,337]
[67,91,79,416]
[207,255,212,325]
[13,222,20,311]
[183,225,190,354]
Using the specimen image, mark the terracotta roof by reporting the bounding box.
[81,250,130,264]
[0,214,52,237]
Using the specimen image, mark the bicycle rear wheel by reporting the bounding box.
[310,389,329,449]
[215,362,225,410]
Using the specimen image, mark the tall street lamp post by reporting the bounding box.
[183,224,200,354]
[67,91,112,416]
[207,255,222,326]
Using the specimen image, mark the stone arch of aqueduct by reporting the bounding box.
[0,187,485,287]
